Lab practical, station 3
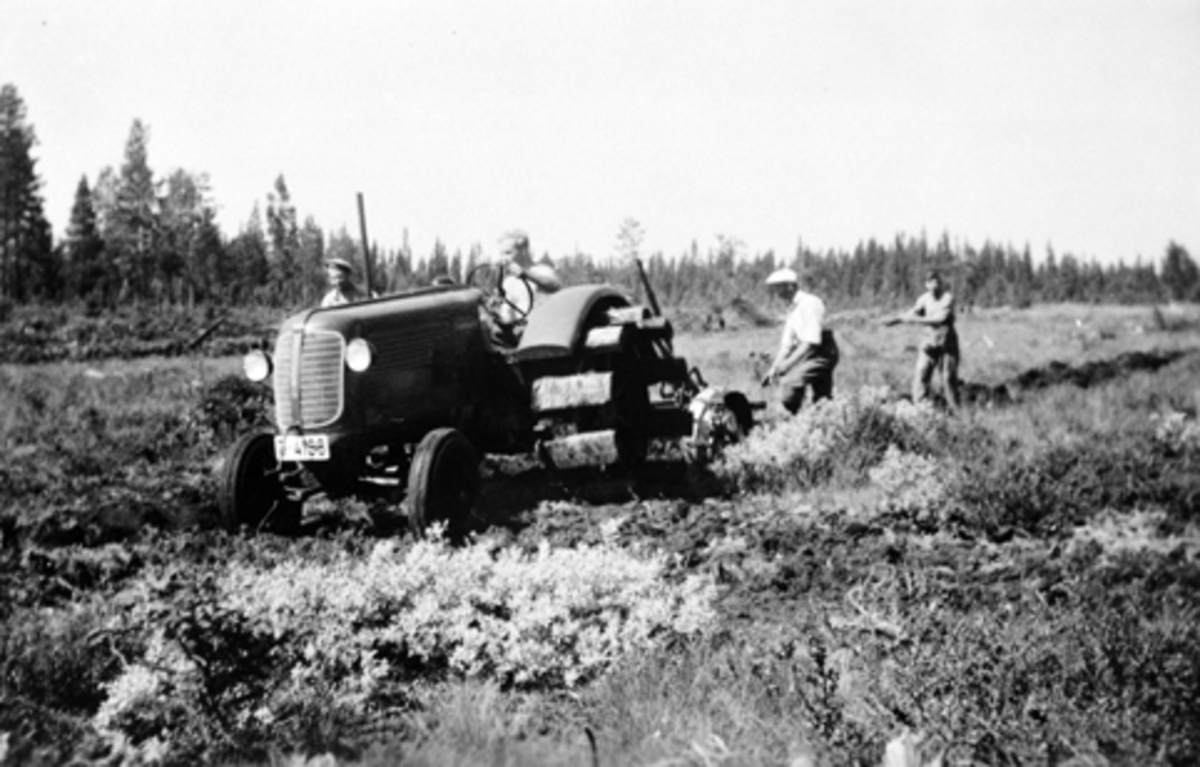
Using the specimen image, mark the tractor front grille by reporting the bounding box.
[273,329,344,428]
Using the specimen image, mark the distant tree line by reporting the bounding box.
[615,230,1194,313]
[2,83,1198,316]
[544,225,1196,316]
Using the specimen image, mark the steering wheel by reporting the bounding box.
[466,261,535,322]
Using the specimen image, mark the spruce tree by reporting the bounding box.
[191,208,224,305]
[64,175,108,304]
[223,207,266,303]
[428,239,449,283]
[266,174,300,305]
[1161,241,1199,301]
[298,217,325,305]
[0,83,54,302]
[98,120,158,301]
[158,169,212,304]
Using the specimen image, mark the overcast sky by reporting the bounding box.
[5,0,1199,266]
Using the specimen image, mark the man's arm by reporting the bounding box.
[766,341,814,382]
[764,327,794,385]
[883,295,935,326]
[764,310,820,385]
[505,262,561,294]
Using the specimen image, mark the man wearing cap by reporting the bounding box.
[321,257,366,307]
[762,267,840,414]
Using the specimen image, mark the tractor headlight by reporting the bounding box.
[346,338,373,372]
[243,350,273,382]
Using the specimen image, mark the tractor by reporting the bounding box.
[218,259,755,537]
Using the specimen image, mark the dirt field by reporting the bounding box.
[1,302,1199,766]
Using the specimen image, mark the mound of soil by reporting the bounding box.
[958,348,1192,408]
[727,296,776,328]
[1012,349,1187,391]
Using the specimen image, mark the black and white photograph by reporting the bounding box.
[2,2,1198,764]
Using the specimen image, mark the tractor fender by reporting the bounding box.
[515,284,632,362]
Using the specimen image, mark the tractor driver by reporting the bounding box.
[489,231,562,339]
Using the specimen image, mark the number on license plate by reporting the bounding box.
[275,434,330,462]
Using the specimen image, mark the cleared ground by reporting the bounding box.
[1,302,1198,766]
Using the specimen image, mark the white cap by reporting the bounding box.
[765,267,798,285]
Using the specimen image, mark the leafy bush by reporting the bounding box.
[1,602,122,713]
[951,432,1196,537]
[716,387,986,494]
[93,529,717,761]
[868,445,953,527]
[868,549,1200,765]
[221,529,717,689]
[196,374,273,447]
[1153,409,1200,454]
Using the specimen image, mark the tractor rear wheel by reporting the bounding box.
[606,362,651,469]
[406,428,481,540]
[218,429,301,535]
[578,311,651,471]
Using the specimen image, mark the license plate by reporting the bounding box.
[275,434,330,462]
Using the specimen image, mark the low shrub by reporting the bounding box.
[1,600,127,714]
[716,387,987,494]
[93,529,718,762]
[951,432,1196,537]
[196,374,273,448]
[1153,409,1200,454]
[577,627,878,765]
[872,552,1200,765]
[868,445,954,527]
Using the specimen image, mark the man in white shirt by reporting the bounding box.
[496,231,561,322]
[484,231,563,346]
[762,267,840,414]
[884,269,960,408]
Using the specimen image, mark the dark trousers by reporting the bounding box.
[781,367,834,414]
[914,337,960,408]
[780,332,839,415]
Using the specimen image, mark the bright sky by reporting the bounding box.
[4,0,1199,266]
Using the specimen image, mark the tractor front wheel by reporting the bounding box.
[218,429,301,535]
[406,428,481,540]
